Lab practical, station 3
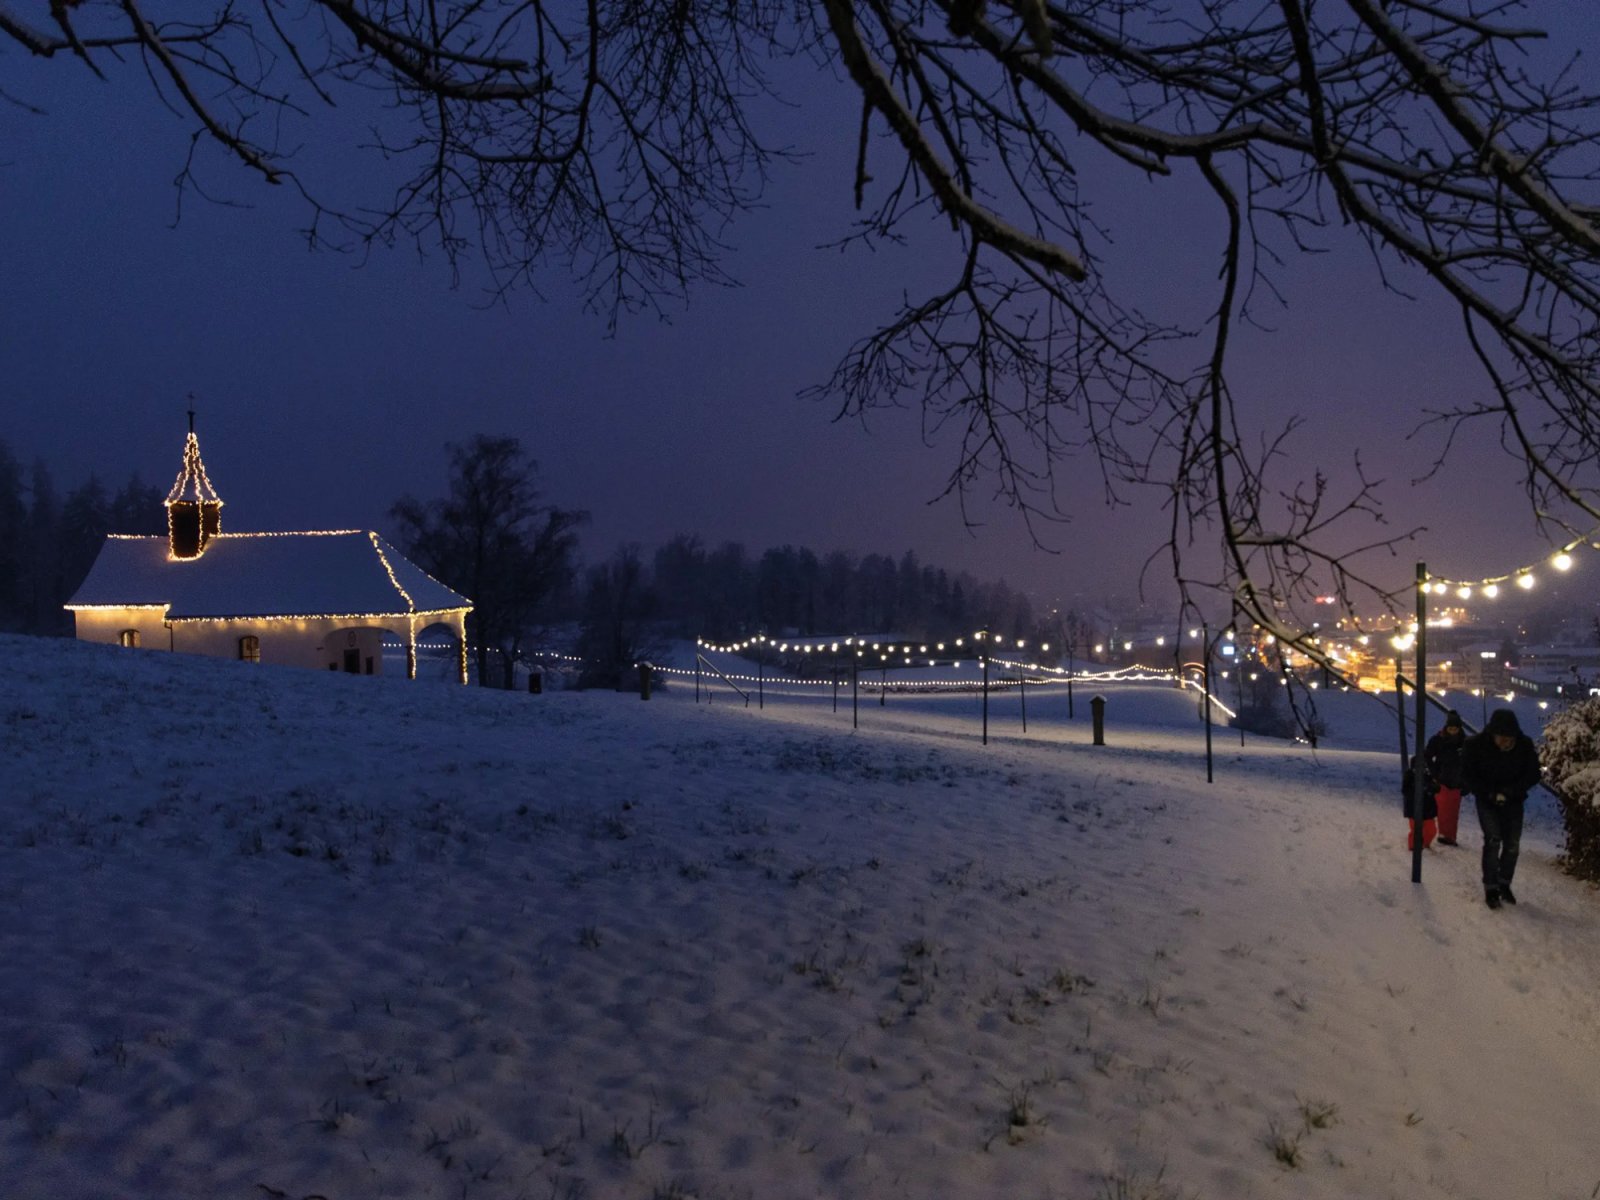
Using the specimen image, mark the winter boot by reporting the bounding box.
[1485,887,1502,910]
[1499,884,1517,905]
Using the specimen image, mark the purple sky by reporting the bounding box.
[1,25,1579,615]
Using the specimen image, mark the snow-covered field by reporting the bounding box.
[2,632,1596,1200]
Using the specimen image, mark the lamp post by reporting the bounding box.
[1410,563,1429,884]
[981,651,990,746]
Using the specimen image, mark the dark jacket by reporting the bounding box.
[1402,761,1438,821]
[1460,730,1541,804]
[1424,727,1466,790]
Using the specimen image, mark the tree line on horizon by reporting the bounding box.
[391,437,1051,690]
[0,435,1051,688]
[0,440,166,635]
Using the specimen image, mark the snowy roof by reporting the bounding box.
[67,532,470,619]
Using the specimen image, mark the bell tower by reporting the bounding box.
[166,408,224,560]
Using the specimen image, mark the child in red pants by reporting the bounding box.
[1402,755,1438,850]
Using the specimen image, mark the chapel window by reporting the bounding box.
[118,629,140,648]
[239,635,261,663]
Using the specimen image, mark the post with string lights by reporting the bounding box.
[1202,622,1214,784]
[1411,562,1429,885]
[1394,656,1408,767]
[1019,665,1028,733]
[981,646,990,747]
[1232,628,1245,748]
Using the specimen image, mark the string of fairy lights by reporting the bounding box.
[679,528,1600,705]
[1385,526,1600,658]
[166,430,223,508]
[109,529,368,541]
[1417,525,1600,599]
[652,656,1242,718]
[695,627,1216,661]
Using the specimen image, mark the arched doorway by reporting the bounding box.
[415,619,469,684]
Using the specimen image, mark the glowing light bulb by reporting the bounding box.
[1457,586,1472,599]
[1517,574,1535,589]
[1483,584,1499,598]
[1553,552,1573,571]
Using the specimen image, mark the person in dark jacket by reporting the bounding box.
[1424,709,1468,845]
[1401,754,1438,851]
[1460,708,1542,909]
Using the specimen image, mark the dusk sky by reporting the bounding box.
[2,15,1584,615]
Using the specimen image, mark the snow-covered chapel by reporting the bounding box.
[67,424,472,682]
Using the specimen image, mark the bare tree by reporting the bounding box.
[575,544,667,690]
[391,435,586,687]
[13,1,1600,662]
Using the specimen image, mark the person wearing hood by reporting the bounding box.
[1460,707,1542,909]
[1424,709,1468,845]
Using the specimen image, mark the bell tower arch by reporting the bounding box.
[166,408,224,560]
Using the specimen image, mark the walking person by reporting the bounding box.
[1460,708,1542,910]
[1402,754,1438,851]
[1425,709,1468,845]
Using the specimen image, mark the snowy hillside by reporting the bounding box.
[1,633,1595,1200]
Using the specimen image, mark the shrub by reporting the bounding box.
[1230,679,1327,742]
[1538,696,1600,883]
[1232,700,1295,739]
